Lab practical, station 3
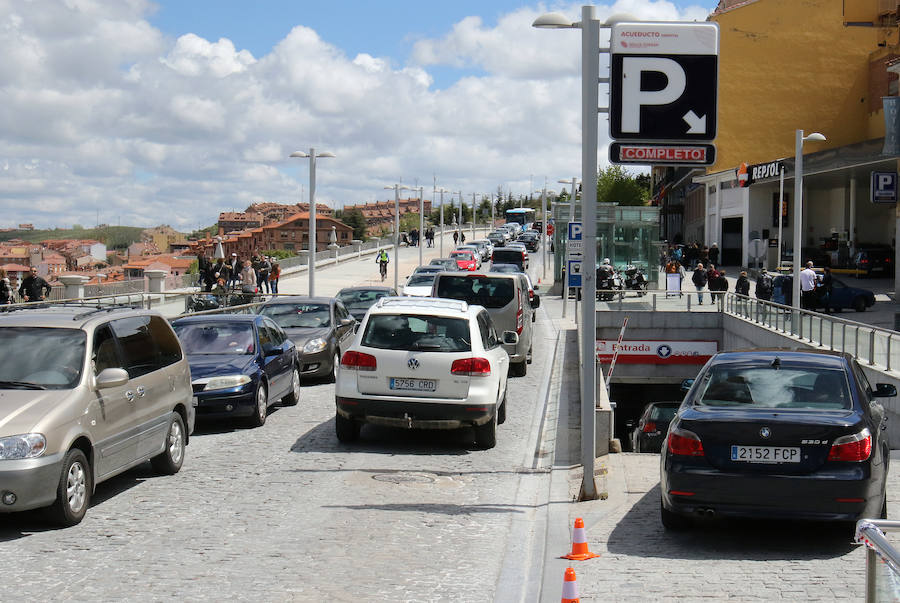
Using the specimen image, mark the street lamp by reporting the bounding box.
[416,185,425,267]
[290,148,335,297]
[384,183,410,290]
[436,187,450,256]
[534,6,609,501]
[791,130,826,312]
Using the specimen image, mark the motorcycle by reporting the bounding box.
[622,265,648,297]
[596,267,621,301]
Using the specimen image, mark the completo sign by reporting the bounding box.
[610,143,716,165]
[596,340,717,364]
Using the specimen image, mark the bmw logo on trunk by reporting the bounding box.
[760,427,771,439]
[407,358,419,370]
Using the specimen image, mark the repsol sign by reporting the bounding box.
[741,160,784,187]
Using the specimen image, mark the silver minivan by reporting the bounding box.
[0,306,195,526]
[431,272,539,376]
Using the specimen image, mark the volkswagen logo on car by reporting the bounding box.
[407,358,419,370]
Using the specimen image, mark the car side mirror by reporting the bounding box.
[340,318,355,327]
[354,322,361,333]
[264,345,282,357]
[531,294,541,308]
[96,367,129,389]
[502,331,519,345]
[874,383,897,398]
[680,378,695,392]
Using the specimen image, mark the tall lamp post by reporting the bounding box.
[791,130,826,312]
[290,148,335,297]
[415,186,425,267]
[536,187,556,283]
[437,187,450,256]
[534,6,603,501]
[384,183,410,290]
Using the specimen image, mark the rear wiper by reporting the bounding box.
[0,380,47,390]
[411,343,443,351]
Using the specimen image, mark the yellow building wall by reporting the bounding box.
[709,0,879,173]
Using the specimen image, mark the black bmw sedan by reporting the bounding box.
[660,349,895,530]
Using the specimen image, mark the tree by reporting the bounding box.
[336,208,367,241]
[597,165,650,206]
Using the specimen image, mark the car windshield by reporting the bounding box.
[338,290,389,307]
[490,264,520,273]
[259,303,331,328]
[406,274,436,287]
[0,327,85,389]
[174,323,255,355]
[694,364,852,410]
[451,251,473,259]
[435,275,514,309]
[650,404,680,422]
[362,314,471,352]
[429,259,455,268]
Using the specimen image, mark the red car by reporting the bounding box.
[450,249,478,271]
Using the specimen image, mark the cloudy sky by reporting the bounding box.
[0,0,715,231]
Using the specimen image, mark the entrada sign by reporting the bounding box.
[596,339,717,364]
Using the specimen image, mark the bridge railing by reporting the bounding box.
[856,519,900,602]
[722,293,899,372]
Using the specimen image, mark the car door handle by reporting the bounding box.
[125,390,135,402]
[136,386,146,398]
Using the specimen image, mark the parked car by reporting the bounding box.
[772,274,875,312]
[457,245,483,268]
[450,249,479,271]
[853,247,894,277]
[660,349,894,530]
[334,297,517,448]
[258,296,356,383]
[429,258,459,271]
[0,306,195,526]
[403,272,438,297]
[628,401,680,453]
[336,286,397,322]
[491,247,528,271]
[172,314,299,427]
[432,271,538,376]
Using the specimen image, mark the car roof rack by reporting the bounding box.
[375,297,468,312]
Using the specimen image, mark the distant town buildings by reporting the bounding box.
[342,198,432,236]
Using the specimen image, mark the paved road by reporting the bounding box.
[0,233,558,601]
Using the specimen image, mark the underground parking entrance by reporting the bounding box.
[608,379,696,452]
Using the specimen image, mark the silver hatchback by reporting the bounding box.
[0,306,195,526]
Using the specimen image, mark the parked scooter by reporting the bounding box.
[622,265,648,297]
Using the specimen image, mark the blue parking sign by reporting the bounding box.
[567,259,582,288]
[871,171,898,204]
[568,221,583,241]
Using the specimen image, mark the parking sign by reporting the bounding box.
[871,171,898,204]
[567,259,582,288]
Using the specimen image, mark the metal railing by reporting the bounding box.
[856,519,900,602]
[723,293,899,372]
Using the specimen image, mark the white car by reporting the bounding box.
[402,272,437,297]
[334,297,518,449]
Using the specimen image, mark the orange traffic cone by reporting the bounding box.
[562,517,600,560]
[561,567,579,603]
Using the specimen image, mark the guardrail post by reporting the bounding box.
[830,321,835,351]
[888,335,892,372]
[652,293,657,311]
[866,547,877,603]
[856,325,860,358]
[870,329,877,366]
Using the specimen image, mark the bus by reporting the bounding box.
[504,208,536,230]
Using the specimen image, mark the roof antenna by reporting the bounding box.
[771,357,781,370]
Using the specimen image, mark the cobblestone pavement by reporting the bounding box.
[0,249,557,601]
[543,449,900,602]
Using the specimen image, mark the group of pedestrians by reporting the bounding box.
[198,252,281,296]
[405,228,436,248]
[690,263,730,304]
[0,266,52,305]
[661,241,719,271]
[452,230,466,245]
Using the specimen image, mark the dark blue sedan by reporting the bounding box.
[661,349,894,529]
[772,274,875,312]
[172,315,299,428]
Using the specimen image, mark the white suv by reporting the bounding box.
[334,297,518,449]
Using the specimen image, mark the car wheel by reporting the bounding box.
[853,296,867,312]
[497,389,507,425]
[151,413,186,475]
[660,500,690,531]
[48,449,91,527]
[328,352,339,384]
[474,412,497,449]
[247,382,268,427]
[282,368,300,406]
[510,360,527,377]
[335,412,360,443]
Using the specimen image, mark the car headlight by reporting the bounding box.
[303,338,328,354]
[0,433,46,460]
[203,375,252,391]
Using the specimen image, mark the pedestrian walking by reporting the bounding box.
[819,266,833,312]
[712,269,729,302]
[257,256,271,294]
[269,262,280,295]
[18,267,52,303]
[735,270,750,314]
[692,263,707,305]
[800,261,818,310]
[709,243,719,266]
[452,230,459,246]
[228,253,241,291]
[460,231,466,244]
[0,269,11,304]
[755,268,773,301]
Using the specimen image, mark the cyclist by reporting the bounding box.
[376,249,389,281]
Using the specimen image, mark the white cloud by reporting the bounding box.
[0,0,711,229]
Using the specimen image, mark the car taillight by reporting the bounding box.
[861,259,870,264]
[451,357,491,376]
[516,294,524,334]
[667,427,704,457]
[340,350,377,371]
[528,288,534,302]
[641,421,657,433]
[828,429,872,462]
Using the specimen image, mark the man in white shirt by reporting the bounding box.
[799,261,818,309]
